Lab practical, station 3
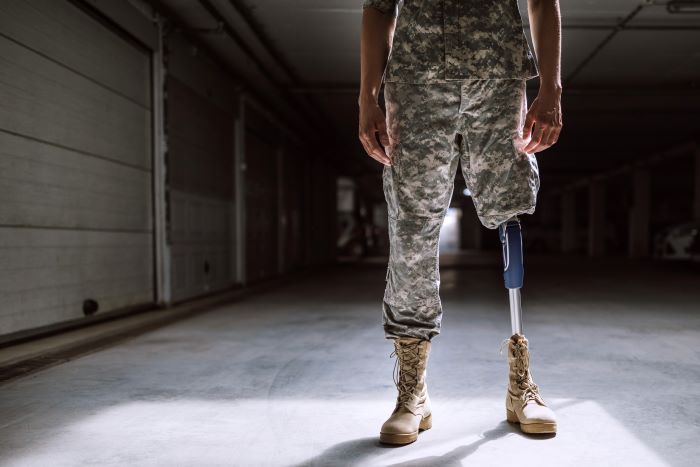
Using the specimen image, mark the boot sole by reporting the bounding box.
[379,413,432,445]
[506,409,557,434]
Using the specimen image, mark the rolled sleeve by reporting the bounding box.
[362,0,399,17]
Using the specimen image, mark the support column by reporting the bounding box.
[588,180,606,257]
[694,144,700,220]
[277,142,286,275]
[152,15,171,305]
[628,168,651,258]
[234,96,247,285]
[561,190,576,253]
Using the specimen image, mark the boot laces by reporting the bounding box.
[389,341,422,407]
[511,339,545,406]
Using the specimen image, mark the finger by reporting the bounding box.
[522,112,536,140]
[371,146,391,165]
[365,143,390,165]
[544,127,559,147]
[369,137,390,165]
[376,118,390,147]
[531,128,551,153]
[523,122,545,152]
[360,131,391,165]
[360,129,382,157]
[528,127,548,153]
[371,152,391,166]
[538,126,559,152]
[536,127,556,152]
[369,128,392,164]
[359,132,372,156]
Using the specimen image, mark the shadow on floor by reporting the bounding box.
[292,400,587,467]
[292,420,556,467]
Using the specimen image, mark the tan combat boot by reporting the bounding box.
[379,337,433,445]
[504,333,557,434]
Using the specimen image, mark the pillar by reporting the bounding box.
[588,180,606,257]
[561,190,576,253]
[152,16,171,304]
[277,144,286,274]
[628,168,651,258]
[694,144,700,220]
[234,97,247,284]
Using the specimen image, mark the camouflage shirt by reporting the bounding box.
[362,0,539,82]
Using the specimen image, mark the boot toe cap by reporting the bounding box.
[522,404,557,424]
[381,411,420,434]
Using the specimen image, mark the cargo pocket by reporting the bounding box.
[383,214,443,309]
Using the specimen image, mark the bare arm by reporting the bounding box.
[358,7,396,166]
[522,0,563,153]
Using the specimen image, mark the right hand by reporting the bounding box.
[358,99,392,166]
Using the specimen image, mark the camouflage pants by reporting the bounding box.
[382,79,540,341]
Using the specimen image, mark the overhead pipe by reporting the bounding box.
[197,0,335,139]
[148,0,317,143]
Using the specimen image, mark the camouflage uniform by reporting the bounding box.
[363,0,541,341]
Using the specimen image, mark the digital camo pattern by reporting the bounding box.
[362,0,399,17]
[381,79,540,340]
[362,0,539,82]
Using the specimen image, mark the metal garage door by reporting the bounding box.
[164,30,238,302]
[245,109,279,283]
[166,75,235,301]
[0,0,154,336]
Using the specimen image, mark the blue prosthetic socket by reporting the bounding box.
[499,218,524,335]
[499,219,524,289]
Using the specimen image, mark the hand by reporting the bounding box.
[521,86,563,154]
[358,97,392,166]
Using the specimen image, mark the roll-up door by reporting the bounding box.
[0,0,154,336]
[245,109,279,283]
[165,30,237,302]
[166,77,235,301]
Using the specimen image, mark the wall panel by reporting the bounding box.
[0,1,154,337]
[164,34,236,301]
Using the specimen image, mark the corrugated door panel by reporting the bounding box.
[0,1,154,337]
[0,36,151,168]
[166,76,235,301]
[245,126,279,283]
[0,0,150,107]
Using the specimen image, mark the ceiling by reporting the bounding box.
[150,0,700,198]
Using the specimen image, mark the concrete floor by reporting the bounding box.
[0,254,699,467]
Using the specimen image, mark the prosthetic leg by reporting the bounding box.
[498,218,524,335]
[498,217,557,434]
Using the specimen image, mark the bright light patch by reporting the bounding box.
[439,208,461,252]
[0,398,671,467]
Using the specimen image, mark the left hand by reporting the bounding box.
[521,86,563,154]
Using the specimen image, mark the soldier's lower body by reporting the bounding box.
[382,78,538,340]
[378,79,556,445]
